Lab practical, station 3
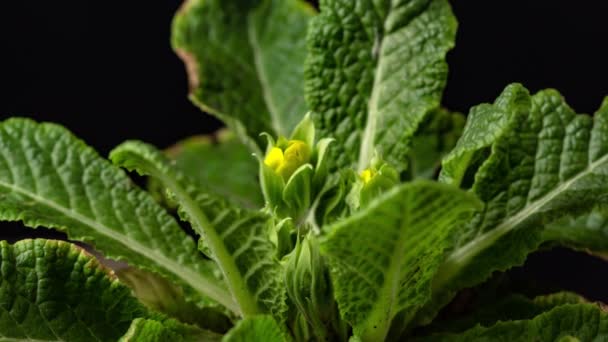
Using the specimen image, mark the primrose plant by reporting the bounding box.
[1,0,608,341]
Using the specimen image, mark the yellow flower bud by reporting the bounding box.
[264,147,284,171]
[284,140,311,167]
[264,139,311,181]
[360,169,375,184]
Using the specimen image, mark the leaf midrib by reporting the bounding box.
[247,14,285,136]
[358,32,385,171]
[360,192,410,341]
[437,152,608,286]
[0,180,237,312]
[153,169,261,317]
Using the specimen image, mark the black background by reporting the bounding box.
[1,1,608,300]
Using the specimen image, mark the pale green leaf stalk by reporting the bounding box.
[110,141,286,321]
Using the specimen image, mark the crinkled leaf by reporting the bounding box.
[222,315,286,342]
[413,303,608,342]
[305,0,457,171]
[172,0,314,150]
[119,317,221,342]
[0,239,148,341]
[422,85,608,326]
[111,141,286,320]
[320,180,481,341]
[154,130,263,209]
[0,118,232,311]
[421,292,586,336]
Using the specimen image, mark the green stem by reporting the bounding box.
[161,175,261,317]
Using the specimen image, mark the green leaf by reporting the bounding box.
[439,83,530,186]
[222,315,286,342]
[111,141,286,320]
[320,180,481,341]
[119,317,221,342]
[0,118,234,311]
[423,85,608,326]
[116,266,232,333]
[172,0,314,150]
[305,0,457,172]
[156,130,263,210]
[0,239,147,341]
[413,303,608,341]
[421,292,586,336]
[406,108,465,180]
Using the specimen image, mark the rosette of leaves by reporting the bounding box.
[2,0,608,341]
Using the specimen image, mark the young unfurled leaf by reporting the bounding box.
[305,0,457,172]
[0,239,148,341]
[172,0,314,151]
[320,180,481,341]
[0,118,233,311]
[111,141,286,320]
[419,85,608,327]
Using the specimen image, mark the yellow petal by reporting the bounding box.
[283,140,311,166]
[264,147,284,171]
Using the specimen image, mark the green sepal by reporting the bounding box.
[282,164,314,220]
[312,137,335,193]
[273,218,296,259]
[290,112,315,148]
[260,161,286,211]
